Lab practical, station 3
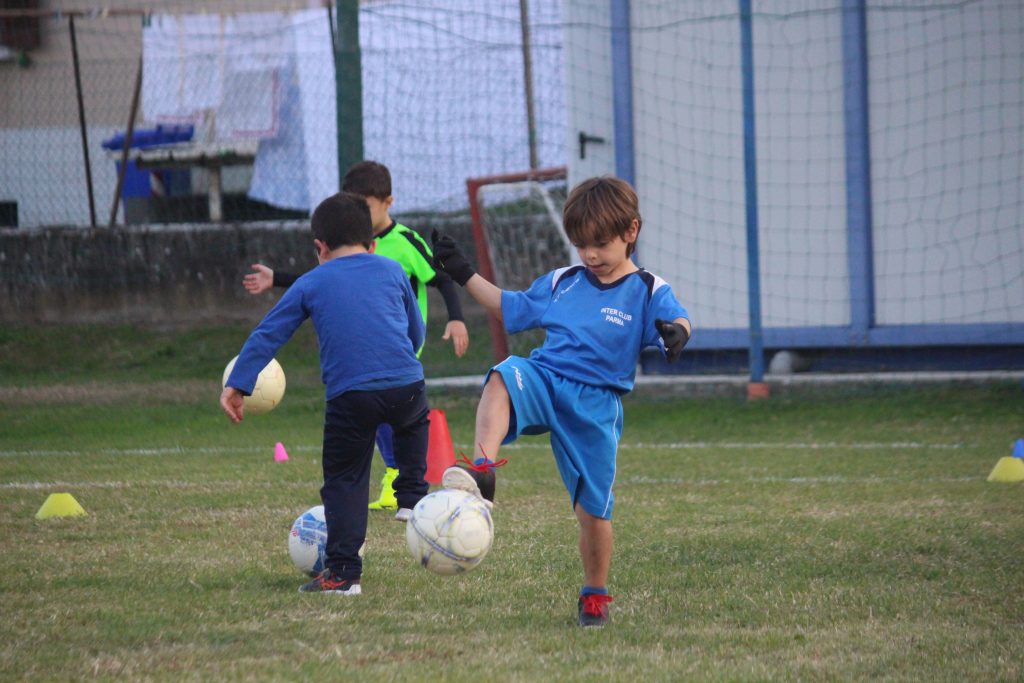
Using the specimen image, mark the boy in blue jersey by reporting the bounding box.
[431,176,691,627]
[221,192,430,595]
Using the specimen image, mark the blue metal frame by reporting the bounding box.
[683,324,1024,351]
[842,0,875,344]
[610,0,636,186]
[739,0,766,382]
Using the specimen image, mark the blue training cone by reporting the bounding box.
[1013,438,1024,459]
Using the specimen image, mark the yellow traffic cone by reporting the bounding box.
[35,493,87,519]
[988,457,1024,482]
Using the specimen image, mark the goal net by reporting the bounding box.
[467,167,570,361]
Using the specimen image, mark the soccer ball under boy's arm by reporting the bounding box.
[655,319,690,363]
[430,230,476,286]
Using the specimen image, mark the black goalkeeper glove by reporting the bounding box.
[431,230,476,286]
[655,319,690,363]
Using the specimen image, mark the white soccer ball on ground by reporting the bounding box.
[288,505,364,576]
[222,355,286,415]
[406,489,494,575]
[289,505,327,576]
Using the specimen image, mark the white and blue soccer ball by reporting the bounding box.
[289,505,327,576]
[406,489,494,576]
[288,505,364,576]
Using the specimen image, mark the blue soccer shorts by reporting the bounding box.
[489,356,624,519]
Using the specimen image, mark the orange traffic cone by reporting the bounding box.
[425,408,456,484]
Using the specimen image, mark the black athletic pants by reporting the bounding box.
[321,380,429,579]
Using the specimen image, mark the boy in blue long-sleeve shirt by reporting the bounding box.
[220,191,429,595]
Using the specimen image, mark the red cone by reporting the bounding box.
[425,408,456,484]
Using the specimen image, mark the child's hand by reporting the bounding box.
[442,320,469,357]
[243,264,274,294]
[431,231,476,286]
[220,386,245,424]
[655,319,690,363]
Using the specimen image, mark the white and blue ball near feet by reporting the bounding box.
[289,505,364,577]
[289,505,328,576]
[406,489,494,575]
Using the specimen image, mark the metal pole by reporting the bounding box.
[326,4,336,55]
[610,0,635,186]
[207,167,223,222]
[519,0,538,170]
[69,15,97,227]
[841,0,875,344]
[110,55,143,227]
[335,0,363,183]
[467,178,509,362]
[739,0,766,396]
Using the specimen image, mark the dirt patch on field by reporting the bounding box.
[1,380,221,405]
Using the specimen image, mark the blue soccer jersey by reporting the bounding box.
[500,265,689,393]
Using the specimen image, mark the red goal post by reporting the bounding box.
[466,166,569,363]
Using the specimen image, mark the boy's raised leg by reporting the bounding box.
[442,373,509,505]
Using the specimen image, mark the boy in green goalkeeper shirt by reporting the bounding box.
[245,161,469,514]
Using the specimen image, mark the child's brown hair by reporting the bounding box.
[562,176,642,256]
[311,192,373,249]
[342,160,392,200]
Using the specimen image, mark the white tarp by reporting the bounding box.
[141,2,565,213]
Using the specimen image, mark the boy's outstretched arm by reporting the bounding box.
[431,231,503,319]
[655,318,692,363]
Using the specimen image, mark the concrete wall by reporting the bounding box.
[0,213,473,325]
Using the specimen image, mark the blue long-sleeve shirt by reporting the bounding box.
[227,253,425,400]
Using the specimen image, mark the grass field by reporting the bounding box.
[2,322,1023,681]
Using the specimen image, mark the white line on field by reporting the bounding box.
[0,480,311,490]
[621,474,981,486]
[429,370,1024,388]
[0,446,321,457]
[0,440,966,458]
[617,441,965,450]
[0,474,983,490]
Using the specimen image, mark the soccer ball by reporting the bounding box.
[288,505,327,576]
[222,355,286,415]
[287,505,365,577]
[405,489,494,575]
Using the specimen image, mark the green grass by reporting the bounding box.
[0,310,496,385]
[1,324,1023,681]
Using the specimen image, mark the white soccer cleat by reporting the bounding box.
[394,507,413,522]
[441,466,494,509]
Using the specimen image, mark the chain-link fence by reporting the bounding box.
[0,0,564,228]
